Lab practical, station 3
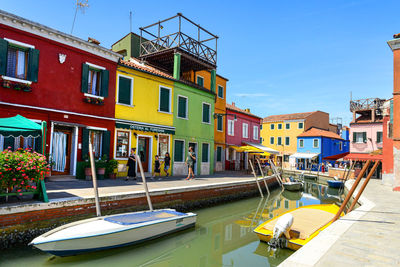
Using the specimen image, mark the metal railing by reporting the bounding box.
[350,98,385,112]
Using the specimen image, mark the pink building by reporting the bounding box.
[225,103,262,170]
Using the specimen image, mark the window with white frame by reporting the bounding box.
[277,137,282,145]
[242,123,249,138]
[299,139,304,148]
[117,75,133,105]
[216,146,223,162]
[217,115,223,131]
[217,85,224,98]
[197,75,204,87]
[270,137,274,145]
[115,130,130,158]
[202,143,209,163]
[253,126,259,140]
[278,123,282,130]
[313,139,319,148]
[202,103,211,123]
[6,45,28,80]
[89,130,103,159]
[285,123,290,130]
[353,132,366,143]
[88,68,102,96]
[228,120,235,136]
[159,86,171,113]
[174,140,185,162]
[298,122,304,129]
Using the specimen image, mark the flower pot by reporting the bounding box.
[97,167,105,180]
[109,173,117,179]
[85,167,92,180]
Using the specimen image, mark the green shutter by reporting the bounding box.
[81,63,89,93]
[174,140,184,162]
[363,132,367,143]
[217,116,223,131]
[27,48,39,82]
[216,146,222,162]
[377,132,382,143]
[101,69,109,97]
[118,76,131,105]
[34,136,42,153]
[218,86,223,98]
[81,128,89,159]
[203,104,210,123]
[159,88,170,112]
[0,39,8,76]
[102,130,111,159]
[202,143,209,162]
[178,96,187,118]
[210,69,216,92]
[353,132,356,143]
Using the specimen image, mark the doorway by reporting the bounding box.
[138,136,151,172]
[51,127,73,175]
[188,142,197,175]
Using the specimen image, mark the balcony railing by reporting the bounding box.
[350,98,385,112]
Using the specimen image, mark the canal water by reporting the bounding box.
[1,181,342,267]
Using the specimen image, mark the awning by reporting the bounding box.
[289,152,319,159]
[0,115,42,137]
[322,152,349,161]
[229,145,245,152]
[243,142,279,154]
[116,121,175,135]
[343,153,382,161]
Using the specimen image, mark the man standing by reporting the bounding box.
[185,146,196,180]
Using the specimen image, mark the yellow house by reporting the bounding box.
[261,111,330,168]
[114,59,175,176]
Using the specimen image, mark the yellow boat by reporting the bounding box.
[253,204,341,251]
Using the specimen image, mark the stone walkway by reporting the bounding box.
[281,179,400,266]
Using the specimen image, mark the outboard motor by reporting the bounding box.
[268,213,294,249]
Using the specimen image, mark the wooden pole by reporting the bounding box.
[256,158,270,196]
[331,160,371,222]
[136,154,153,211]
[347,161,380,212]
[89,143,101,217]
[249,160,263,198]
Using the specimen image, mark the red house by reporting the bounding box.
[0,10,121,177]
[225,102,262,171]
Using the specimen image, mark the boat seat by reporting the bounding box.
[104,210,186,225]
[263,208,336,240]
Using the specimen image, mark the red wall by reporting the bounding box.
[226,109,261,146]
[382,114,393,176]
[0,24,117,118]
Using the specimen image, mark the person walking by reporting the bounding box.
[185,146,196,180]
[152,155,161,180]
[126,148,137,181]
[164,152,171,177]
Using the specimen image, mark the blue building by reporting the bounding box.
[290,127,350,170]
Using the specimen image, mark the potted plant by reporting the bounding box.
[96,155,107,180]
[106,159,119,179]
[2,80,11,88]
[83,154,92,180]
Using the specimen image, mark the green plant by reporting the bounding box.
[106,159,119,175]
[0,148,50,193]
[95,154,108,169]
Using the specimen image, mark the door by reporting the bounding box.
[51,128,72,175]
[138,137,150,172]
[188,142,197,175]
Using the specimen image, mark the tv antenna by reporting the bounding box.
[71,0,89,34]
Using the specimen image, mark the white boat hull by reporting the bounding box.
[283,182,303,191]
[30,209,196,256]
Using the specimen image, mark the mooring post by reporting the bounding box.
[89,143,101,217]
[136,154,153,211]
[249,160,263,198]
[256,158,270,196]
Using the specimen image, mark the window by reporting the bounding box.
[242,123,249,138]
[177,95,188,119]
[228,120,235,136]
[1,38,39,82]
[81,63,109,97]
[284,155,289,162]
[298,122,304,129]
[313,139,319,148]
[159,87,171,113]
[260,137,263,143]
[117,75,133,105]
[253,126,259,140]
[89,130,103,159]
[278,123,282,130]
[270,124,275,130]
[270,137,274,145]
[217,85,224,98]
[277,137,282,145]
[339,141,343,151]
[202,143,209,163]
[202,103,211,123]
[174,140,185,162]
[216,146,222,162]
[285,137,290,146]
[284,200,289,209]
[353,132,366,143]
[158,135,169,159]
[285,123,290,130]
[299,139,304,148]
[377,131,383,143]
[197,75,204,87]
[217,115,223,131]
[115,130,129,158]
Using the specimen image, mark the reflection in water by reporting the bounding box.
[2,182,342,267]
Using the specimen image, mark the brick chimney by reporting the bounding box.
[232,102,235,106]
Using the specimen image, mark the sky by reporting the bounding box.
[2,0,399,126]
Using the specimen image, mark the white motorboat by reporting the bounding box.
[30,209,196,256]
[30,144,197,257]
[283,181,304,191]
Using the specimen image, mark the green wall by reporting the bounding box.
[112,33,145,60]
[172,82,215,175]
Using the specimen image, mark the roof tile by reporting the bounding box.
[120,58,173,79]
[226,103,261,119]
[298,127,343,140]
[263,111,317,123]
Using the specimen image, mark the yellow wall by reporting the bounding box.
[261,120,305,155]
[115,65,174,126]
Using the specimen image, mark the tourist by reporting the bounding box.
[152,155,161,180]
[164,152,171,177]
[126,148,137,181]
[185,147,196,180]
